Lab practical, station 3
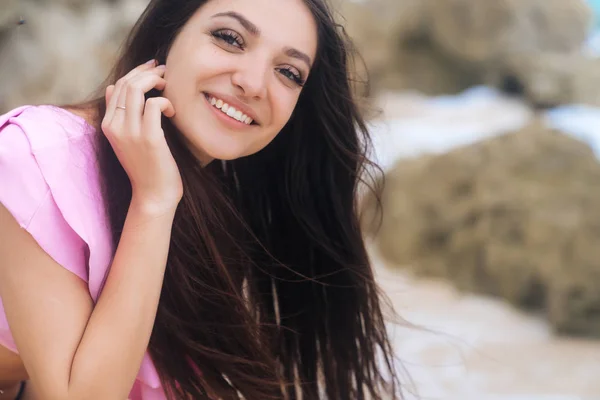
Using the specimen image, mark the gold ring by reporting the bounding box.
[116,106,126,110]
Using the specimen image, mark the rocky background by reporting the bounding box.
[342,0,598,107]
[1,0,597,109]
[0,0,148,112]
[2,0,600,397]
[370,118,600,337]
[349,0,600,340]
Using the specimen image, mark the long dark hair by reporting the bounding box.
[74,0,401,398]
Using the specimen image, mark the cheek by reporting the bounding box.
[250,94,297,153]
[166,43,224,89]
[271,91,301,130]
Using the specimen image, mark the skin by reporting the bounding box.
[165,0,318,164]
[0,0,317,399]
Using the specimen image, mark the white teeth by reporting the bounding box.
[208,96,254,125]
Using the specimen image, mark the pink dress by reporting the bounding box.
[0,105,166,399]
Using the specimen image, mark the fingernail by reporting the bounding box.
[156,65,166,70]
[145,59,156,65]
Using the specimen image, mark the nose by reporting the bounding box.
[231,57,269,100]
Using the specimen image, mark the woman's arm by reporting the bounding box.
[0,59,182,400]
[0,200,176,400]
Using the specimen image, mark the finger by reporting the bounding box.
[104,79,125,125]
[111,80,130,128]
[103,85,114,128]
[105,85,115,106]
[121,59,158,82]
[109,66,166,135]
[115,65,166,113]
[143,97,175,137]
[101,83,121,134]
[125,73,167,135]
[126,67,167,94]
[105,60,157,123]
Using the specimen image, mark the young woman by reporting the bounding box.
[0,0,401,399]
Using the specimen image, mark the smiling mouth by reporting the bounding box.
[203,93,257,125]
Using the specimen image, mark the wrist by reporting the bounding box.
[129,194,180,218]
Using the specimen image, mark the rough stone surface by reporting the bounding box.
[427,0,591,65]
[3,0,596,110]
[0,0,20,31]
[0,0,147,113]
[344,0,596,106]
[371,119,600,337]
[486,51,600,108]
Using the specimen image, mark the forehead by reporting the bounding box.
[195,0,318,59]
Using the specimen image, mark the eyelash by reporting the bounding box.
[210,29,306,87]
[212,29,244,48]
[276,66,305,86]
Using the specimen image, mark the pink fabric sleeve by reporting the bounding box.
[0,123,89,282]
[0,107,165,398]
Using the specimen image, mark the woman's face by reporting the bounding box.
[163,0,318,164]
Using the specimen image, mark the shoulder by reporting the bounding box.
[0,104,95,151]
[0,104,101,219]
[0,106,57,228]
[0,105,108,285]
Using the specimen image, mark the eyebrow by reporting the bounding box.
[211,11,313,68]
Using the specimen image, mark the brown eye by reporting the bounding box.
[277,67,305,87]
[211,29,244,49]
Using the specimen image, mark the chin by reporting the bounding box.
[190,136,252,163]
[210,150,247,161]
[178,119,270,163]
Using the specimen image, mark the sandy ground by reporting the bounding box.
[373,250,600,400]
[369,89,600,400]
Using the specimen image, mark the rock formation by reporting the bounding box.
[343,0,597,107]
[0,0,147,113]
[370,119,600,337]
[3,0,595,110]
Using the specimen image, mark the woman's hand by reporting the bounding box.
[101,60,183,215]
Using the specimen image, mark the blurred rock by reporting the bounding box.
[344,0,595,106]
[0,0,148,113]
[340,0,429,94]
[371,119,600,337]
[4,0,595,109]
[428,0,591,65]
[0,0,20,31]
[488,52,578,108]
[487,52,600,108]
[341,0,471,95]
